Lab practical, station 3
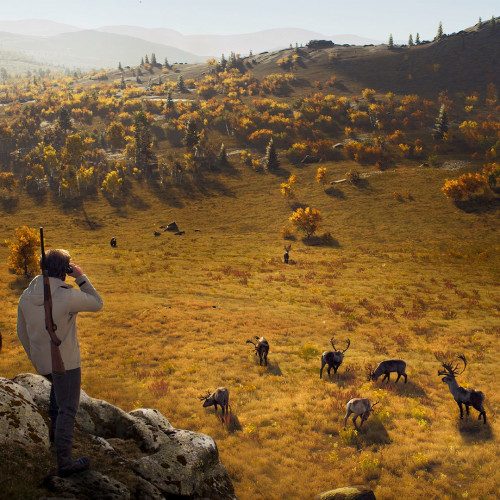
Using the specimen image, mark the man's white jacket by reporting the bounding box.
[17,274,103,375]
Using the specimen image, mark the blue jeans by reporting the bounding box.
[44,368,81,467]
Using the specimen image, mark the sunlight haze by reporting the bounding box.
[0,0,497,40]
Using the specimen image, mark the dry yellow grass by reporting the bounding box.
[1,158,499,499]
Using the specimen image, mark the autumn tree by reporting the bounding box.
[316,167,329,187]
[101,170,123,198]
[6,226,40,277]
[280,174,297,199]
[0,172,17,194]
[264,138,279,170]
[289,207,322,239]
[107,121,126,150]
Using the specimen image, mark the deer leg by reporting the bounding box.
[457,401,464,419]
[465,404,470,417]
[344,409,352,429]
[383,373,390,383]
[327,366,332,377]
[320,361,326,379]
[403,373,407,383]
[395,373,401,383]
[352,415,360,430]
[214,403,218,416]
[333,365,338,374]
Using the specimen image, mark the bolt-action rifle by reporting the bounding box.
[40,227,66,375]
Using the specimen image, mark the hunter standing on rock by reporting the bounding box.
[17,248,103,477]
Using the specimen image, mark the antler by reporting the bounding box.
[330,337,336,351]
[342,339,351,353]
[371,401,379,410]
[366,363,374,381]
[438,354,467,378]
[456,354,467,376]
[199,390,211,401]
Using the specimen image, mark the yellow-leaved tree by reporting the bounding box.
[101,171,123,199]
[280,174,297,199]
[316,167,329,187]
[6,226,40,277]
[289,207,322,239]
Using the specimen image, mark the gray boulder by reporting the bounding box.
[43,470,131,499]
[132,428,236,499]
[0,377,49,448]
[315,486,376,500]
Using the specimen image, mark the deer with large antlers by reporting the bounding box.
[344,398,379,430]
[367,359,407,384]
[438,355,486,424]
[320,337,350,378]
[246,336,269,366]
[200,387,231,423]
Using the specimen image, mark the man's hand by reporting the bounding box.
[67,264,84,278]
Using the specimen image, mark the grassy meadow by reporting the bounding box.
[1,154,499,499]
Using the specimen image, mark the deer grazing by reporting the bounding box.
[438,354,486,424]
[367,359,407,383]
[320,337,350,378]
[246,336,269,366]
[200,387,231,422]
[344,398,379,430]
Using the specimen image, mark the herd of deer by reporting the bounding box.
[200,336,487,429]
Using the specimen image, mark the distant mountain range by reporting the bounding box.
[0,19,383,70]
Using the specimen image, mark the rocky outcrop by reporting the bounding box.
[315,486,376,500]
[3,373,236,499]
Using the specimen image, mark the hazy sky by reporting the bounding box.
[1,0,497,40]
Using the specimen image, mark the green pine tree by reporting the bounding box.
[264,138,279,170]
[134,111,154,177]
[408,34,414,47]
[218,143,228,166]
[416,33,420,45]
[388,34,394,49]
[432,104,448,141]
[435,21,443,41]
[185,118,199,150]
[177,75,186,92]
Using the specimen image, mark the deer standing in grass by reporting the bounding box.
[367,359,407,383]
[320,337,350,378]
[284,244,291,264]
[438,355,486,424]
[246,336,269,366]
[200,387,231,423]
[344,398,379,430]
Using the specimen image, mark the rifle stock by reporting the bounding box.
[40,227,66,375]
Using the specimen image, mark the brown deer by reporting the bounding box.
[367,359,407,383]
[284,244,291,264]
[199,387,231,423]
[320,337,350,378]
[344,398,379,430]
[438,355,486,424]
[246,336,269,366]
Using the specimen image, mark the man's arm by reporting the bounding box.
[17,305,31,360]
[67,264,103,313]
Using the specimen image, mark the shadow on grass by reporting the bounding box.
[392,380,427,399]
[265,362,283,376]
[458,419,494,442]
[360,418,391,446]
[290,201,307,211]
[454,198,500,214]
[1,196,19,213]
[302,235,340,248]
[8,275,32,294]
[325,186,346,199]
[226,413,242,433]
